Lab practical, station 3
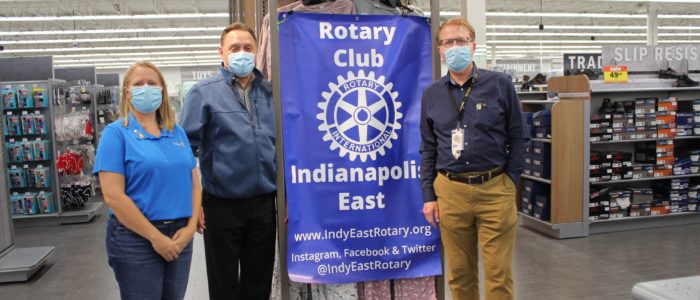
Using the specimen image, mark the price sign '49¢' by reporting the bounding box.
[603,65,628,83]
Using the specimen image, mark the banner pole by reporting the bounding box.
[269,1,291,300]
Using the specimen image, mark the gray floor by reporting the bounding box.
[1,206,699,300]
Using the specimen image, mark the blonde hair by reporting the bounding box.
[437,18,476,45]
[119,61,175,131]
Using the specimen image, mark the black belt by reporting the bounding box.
[110,215,188,226]
[439,166,505,185]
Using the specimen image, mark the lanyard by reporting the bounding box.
[447,70,478,128]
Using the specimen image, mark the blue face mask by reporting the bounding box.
[130,86,163,113]
[228,51,255,77]
[445,46,472,72]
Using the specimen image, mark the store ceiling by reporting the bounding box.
[0,0,699,71]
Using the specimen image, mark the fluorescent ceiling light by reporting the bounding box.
[96,62,220,70]
[658,40,700,43]
[487,40,646,44]
[659,14,700,19]
[485,12,700,19]
[423,11,460,16]
[660,26,700,30]
[659,33,700,36]
[602,0,700,2]
[1,44,219,53]
[486,25,647,30]
[487,32,646,37]
[486,12,646,19]
[494,46,602,49]
[0,27,222,36]
[56,59,222,68]
[54,50,216,58]
[0,13,228,22]
[54,55,221,64]
[495,50,601,54]
[2,36,220,45]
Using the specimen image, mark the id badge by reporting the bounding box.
[451,128,464,159]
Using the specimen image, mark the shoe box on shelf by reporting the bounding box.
[676,112,693,136]
[656,97,678,139]
[522,179,550,220]
[635,141,676,177]
[590,112,612,142]
[629,187,654,217]
[531,140,551,179]
[524,142,533,176]
[533,108,551,139]
[651,178,690,214]
[689,185,700,211]
[694,100,700,135]
[609,190,632,219]
[590,151,633,183]
[689,150,700,174]
[522,112,534,176]
[590,186,610,220]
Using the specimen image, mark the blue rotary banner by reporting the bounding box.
[279,12,440,284]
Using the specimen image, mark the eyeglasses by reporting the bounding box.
[438,37,472,48]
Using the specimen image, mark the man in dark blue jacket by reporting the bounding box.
[180,23,276,300]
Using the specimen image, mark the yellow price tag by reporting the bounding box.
[604,66,628,83]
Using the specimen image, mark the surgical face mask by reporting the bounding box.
[228,51,255,77]
[445,46,472,72]
[130,86,163,113]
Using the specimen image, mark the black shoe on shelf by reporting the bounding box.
[531,73,547,84]
[574,68,599,80]
[521,80,532,91]
[613,101,626,114]
[673,75,700,87]
[659,68,685,79]
[599,98,613,114]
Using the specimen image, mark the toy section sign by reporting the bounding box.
[279,13,440,284]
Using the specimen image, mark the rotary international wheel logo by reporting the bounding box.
[317,70,402,162]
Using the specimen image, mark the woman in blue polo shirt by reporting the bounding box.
[94,61,202,300]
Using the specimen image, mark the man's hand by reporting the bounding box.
[423,201,440,228]
[196,210,205,234]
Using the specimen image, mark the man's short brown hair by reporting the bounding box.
[436,18,476,45]
[220,22,257,45]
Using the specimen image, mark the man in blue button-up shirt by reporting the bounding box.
[180,23,276,300]
[420,18,527,300]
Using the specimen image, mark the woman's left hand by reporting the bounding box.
[172,225,196,249]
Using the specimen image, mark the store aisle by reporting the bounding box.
[1,208,699,300]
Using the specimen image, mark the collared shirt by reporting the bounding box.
[180,66,276,199]
[93,113,196,220]
[419,63,528,202]
[233,76,253,115]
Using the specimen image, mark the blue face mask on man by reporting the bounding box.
[228,51,255,77]
[445,46,472,72]
[130,86,163,113]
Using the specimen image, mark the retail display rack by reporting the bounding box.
[1,79,105,225]
[518,75,700,238]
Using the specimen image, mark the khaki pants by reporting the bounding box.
[435,172,518,300]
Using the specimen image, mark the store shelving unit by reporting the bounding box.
[1,80,103,225]
[0,101,54,283]
[519,76,700,238]
[518,75,589,238]
[2,80,64,223]
[53,83,104,224]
